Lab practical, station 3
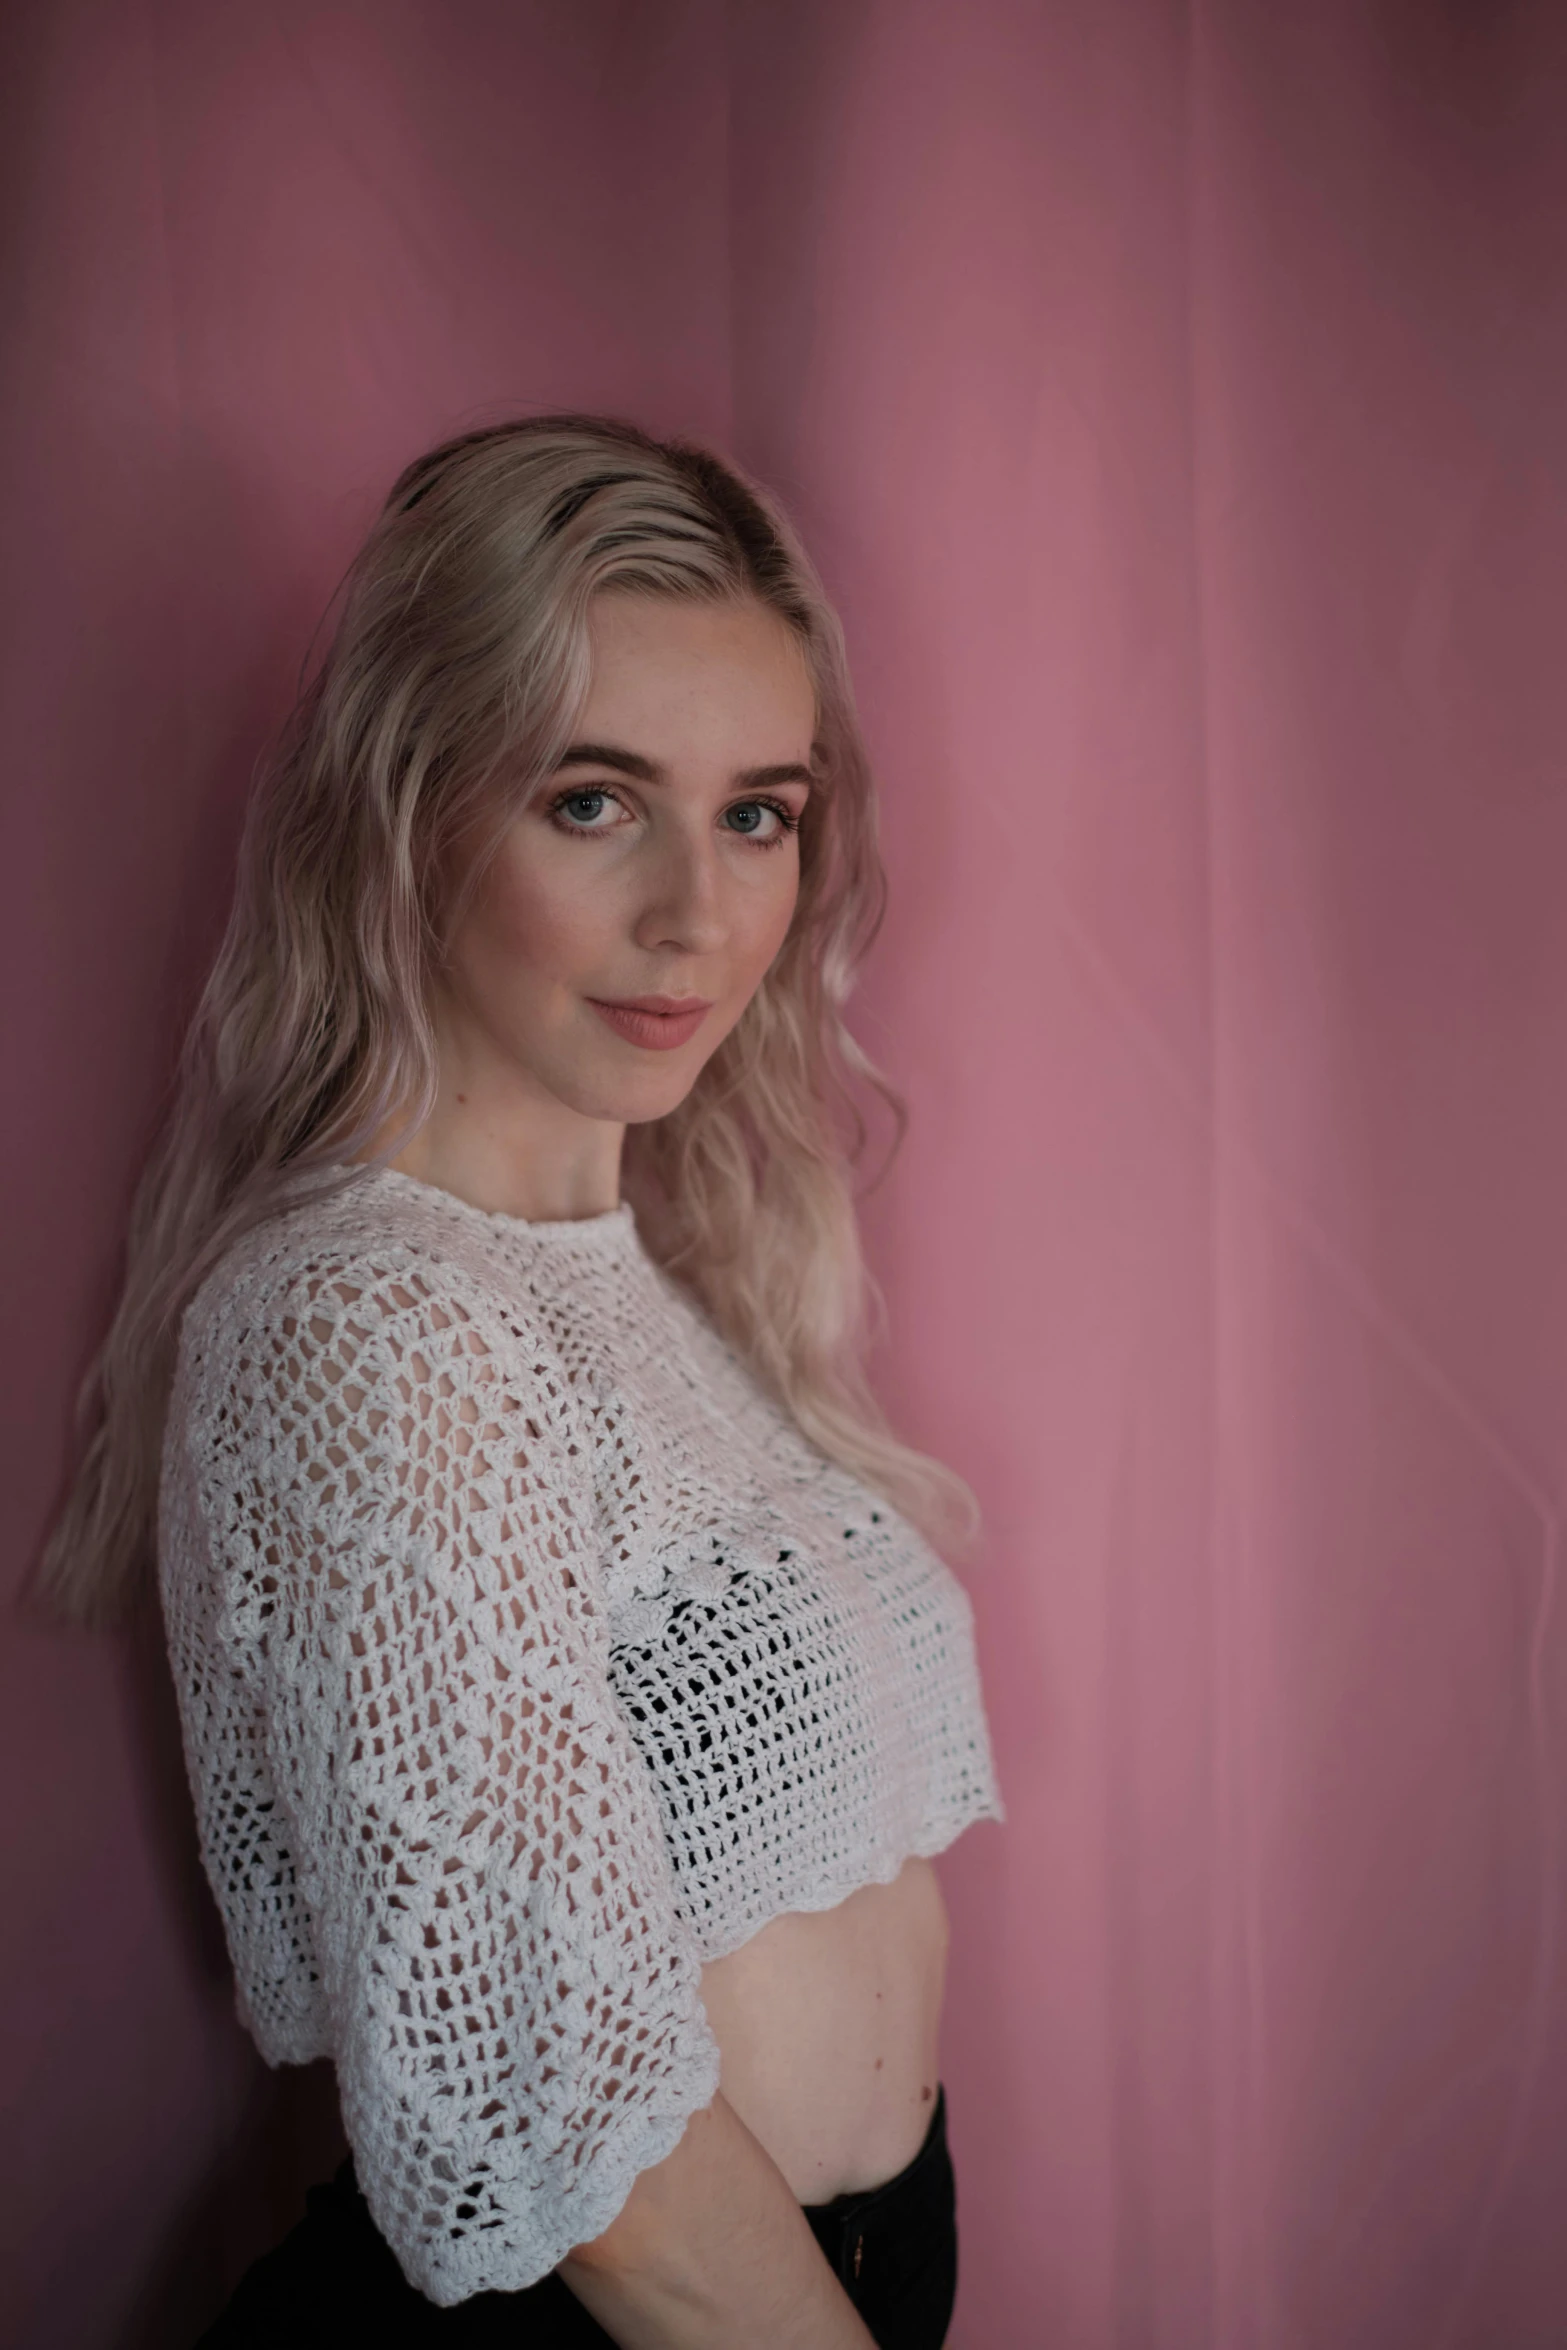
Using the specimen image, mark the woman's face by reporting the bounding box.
[436,591,817,1136]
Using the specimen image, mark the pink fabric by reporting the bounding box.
[5,3,1566,2342]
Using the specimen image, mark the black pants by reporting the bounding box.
[198,2086,957,2349]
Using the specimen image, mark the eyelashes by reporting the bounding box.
[546,786,801,849]
[720,795,800,848]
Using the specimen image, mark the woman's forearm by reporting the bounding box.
[556,2091,878,2350]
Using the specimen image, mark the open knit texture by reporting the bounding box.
[158,1166,1005,2303]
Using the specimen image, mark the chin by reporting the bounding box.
[543,1056,707,1128]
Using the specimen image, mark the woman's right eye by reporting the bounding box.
[552,787,617,831]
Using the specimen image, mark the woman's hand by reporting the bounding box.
[557,2089,878,2349]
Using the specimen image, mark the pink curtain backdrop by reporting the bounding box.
[4,4,1566,2343]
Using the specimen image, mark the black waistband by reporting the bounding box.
[800,2082,948,2221]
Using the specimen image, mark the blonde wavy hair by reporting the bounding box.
[41,414,975,1624]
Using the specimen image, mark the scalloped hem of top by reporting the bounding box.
[363,2037,725,2308]
[690,1800,1006,1967]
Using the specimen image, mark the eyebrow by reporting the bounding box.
[554,741,815,791]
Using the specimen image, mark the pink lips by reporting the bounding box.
[587,994,713,1051]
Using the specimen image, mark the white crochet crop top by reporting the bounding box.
[158,1166,1003,2304]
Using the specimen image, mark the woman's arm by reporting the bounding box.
[202,1254,729,2301]
[560,2088,876,2349]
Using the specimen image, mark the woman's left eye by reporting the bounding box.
[723,798,797,844]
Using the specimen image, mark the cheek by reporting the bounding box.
[462,842,611,985]
[736,860,803,979]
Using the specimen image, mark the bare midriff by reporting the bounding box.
[697,1854,950,2205]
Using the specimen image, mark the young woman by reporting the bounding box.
[44,417,1004,2348]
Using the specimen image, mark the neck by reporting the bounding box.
[370,1057,625,1228]
[386,1114,624,1223]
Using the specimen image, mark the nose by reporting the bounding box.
[631,821,731,959]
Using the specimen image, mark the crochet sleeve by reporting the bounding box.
[220,1251,722,2305]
